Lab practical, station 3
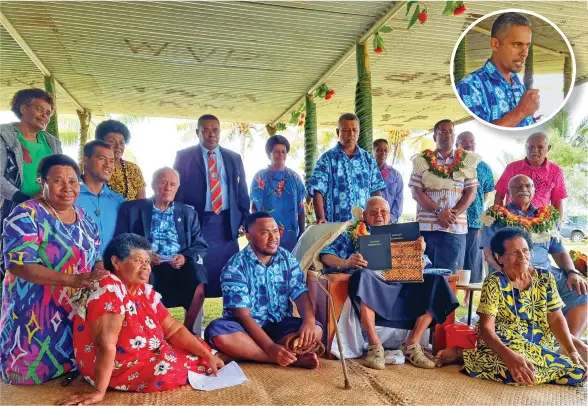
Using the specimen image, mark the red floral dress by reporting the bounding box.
[72,274,210,392]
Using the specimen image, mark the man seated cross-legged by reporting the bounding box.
[319,197,459,370]
[204,212,323,369]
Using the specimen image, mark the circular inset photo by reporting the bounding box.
[450,9,576,131]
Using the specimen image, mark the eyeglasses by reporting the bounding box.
[368,209,390,216]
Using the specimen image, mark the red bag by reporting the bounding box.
[445,324,477,349]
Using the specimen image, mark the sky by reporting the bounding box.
[1,81,586,217]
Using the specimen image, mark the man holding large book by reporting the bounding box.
[319,197,459,370]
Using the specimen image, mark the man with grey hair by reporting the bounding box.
[115,167,209,333]
[480,174,587,339]
[319,196,459,370]
[456,131,494,299]
[456,12,538,127]
[494,132,566,218]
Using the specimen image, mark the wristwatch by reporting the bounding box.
[564,268,582,277]
[434,207,443,215]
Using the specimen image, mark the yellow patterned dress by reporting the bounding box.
[463,267,585,386]
[106,159,146,201]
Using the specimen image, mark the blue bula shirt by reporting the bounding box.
[76,182,124,255]
[456,59,536,127]
[201,146,229,212]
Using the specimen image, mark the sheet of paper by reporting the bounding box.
[188,361,248,391]
[158,255,174,263]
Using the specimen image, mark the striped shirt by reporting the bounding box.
[409,150,478,234]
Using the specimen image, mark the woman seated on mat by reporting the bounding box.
[62,233,224,405]
[319,196,459,370]
[435,227,587,386]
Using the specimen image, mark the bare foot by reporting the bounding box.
[215,352,234,365]
[434,347,463,367]
[292,353,320,369]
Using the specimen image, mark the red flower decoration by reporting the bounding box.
[381,167,391,180]
[374,46,384,54]
[325,90,336,100]
[453,4,466,15]
[21,145,32,164]
[417,11,428,23]
[256,176,265,190]
[298,120,304,126]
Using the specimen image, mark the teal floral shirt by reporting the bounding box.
[467,161,495,228]
[221,245,307,325]
[307,143,385,222]
[150,202,180,257]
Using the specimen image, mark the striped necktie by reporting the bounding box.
[208,151,223,214]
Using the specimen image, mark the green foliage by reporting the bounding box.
[44,76,59,138]
[407,4,420,29]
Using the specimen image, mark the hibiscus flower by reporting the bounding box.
[129,336,147,349]
[145,317,156,329]
[125,301,138,316]
[154,361,171,376]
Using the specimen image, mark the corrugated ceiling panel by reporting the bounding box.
[1,0,586,131]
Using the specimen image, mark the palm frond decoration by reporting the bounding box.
[355,41,373,151]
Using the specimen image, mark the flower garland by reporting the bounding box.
[347,220,369,251]
[422,148,467,179]
[570,250,587,276]
[479,205,560,234]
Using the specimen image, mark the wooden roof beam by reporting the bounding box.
[271,1,407,126]
[1,11,86,112]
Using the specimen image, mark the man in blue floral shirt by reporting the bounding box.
[456,12,539,128]
[205,212,323,369]
[307,113,385,223]
[456,132,494,294]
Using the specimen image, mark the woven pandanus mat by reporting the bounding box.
[0,360,405,406]
[357,363,587,406]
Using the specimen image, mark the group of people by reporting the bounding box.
[0,87,585,404]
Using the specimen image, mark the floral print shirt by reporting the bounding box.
[72,274,210,392]
[150,202,181,257]
[221,245,308,325]
[307,143,385,222]
[467,161,494,228]
[457,59,536,127]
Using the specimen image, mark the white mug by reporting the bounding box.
[457,269,471,285]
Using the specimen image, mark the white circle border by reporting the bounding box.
[449,8,577,132]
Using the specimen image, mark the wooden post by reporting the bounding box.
[77,109,92,170]
[523,44,534,89]
[44,75,59,138]
[304,94,317,186]
[563,56,572,97]
[355,41,373,152]
[453,37,466,84]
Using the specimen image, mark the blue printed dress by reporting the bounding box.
[0,200,100,384]
[307,143,385,222]
[250,167,306,251]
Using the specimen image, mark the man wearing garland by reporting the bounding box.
[307,113,385,223]
[319,197,459,370]
[494,132,567,219]
[480,174,587,339]
[409,119,478,272]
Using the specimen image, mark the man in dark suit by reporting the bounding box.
[114,167,208,333]
[174,114,250,298]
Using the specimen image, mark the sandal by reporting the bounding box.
[401,342,435,369]
[363,344,386,370]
